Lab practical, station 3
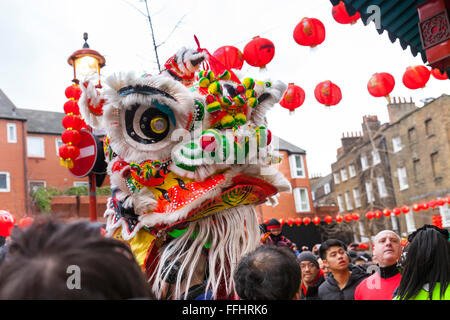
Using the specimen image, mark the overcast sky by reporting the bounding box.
[1,0,448,176]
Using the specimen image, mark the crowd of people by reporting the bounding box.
[0,217,448,300]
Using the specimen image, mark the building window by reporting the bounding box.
[344,191,353,210]
[289,154,305,178]
[405,211,416,234]
[337,194,345,213]
[74,181,89,187]
[294,188,310,212]
[407,127,416,144]
[324,183,331,195]
[358,222,369,242]
[353,188,361,208]
[430,152,440,179]
[29,181,46,193]
[376,176,388,198]
[348,164,356,178]
[7,123,17,143]
[372,150,380,165]
[0,172,11,192]
[397,167,409,191]
[340,168,348,182]
[365,181,374,204]
[439,204,450,228]
[392,136,402,153]
[413,159,421,182]
[333,173,340,185]
[55,138,64,156]
[360,155,369,171]
[27,136,45,158]
[425,118,434,136]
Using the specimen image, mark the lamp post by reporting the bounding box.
[67,33,106,222]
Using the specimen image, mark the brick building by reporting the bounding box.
[0,89,89,217]
[330,95,450,241]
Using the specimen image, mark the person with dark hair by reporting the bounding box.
[261,219,298,254]
[297,251,325,300]
[0,219,153,300]
[234,245,301,300]
[317,239,368,300]
[394,225,450,300]
[355,230,402,300]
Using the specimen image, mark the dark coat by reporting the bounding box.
[317,265,369,300]
[300,270,325,300]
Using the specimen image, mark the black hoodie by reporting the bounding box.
[318,264,369,300]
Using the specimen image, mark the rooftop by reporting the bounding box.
[0,89,26,121]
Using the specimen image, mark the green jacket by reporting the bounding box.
[394,283,450,300]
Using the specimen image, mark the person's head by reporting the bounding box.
[396,225,450,300]
[234,245,301,300]
[312,244,321,256]
[372,230,401,267]
[297,251,320,286]
[0,219,152,300]
[347,243,358,251]
[352,253,371,267]
[319,239,349,273]
[266,219,282,236]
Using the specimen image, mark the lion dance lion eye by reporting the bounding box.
[150,117,168,134]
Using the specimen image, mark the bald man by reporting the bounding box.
[355,230,402,300]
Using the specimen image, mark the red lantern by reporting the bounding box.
[446,196,450,204]
[393,208,401,216]
[402,66,431,90]
[61,129,81,146]
[374,210,382,219]
[367,72,395,102]
[287,218,294,227]
[412,203,421,212]
[243,36,275,68]
[366,211,374,220]
[63,100,80,115]
[431,68,448,80]
[312,216,321,226]
[429,199,437,208]
[324,215,333,224]
[344,214,353,222]
[420,202,429,211]
[213,46,244,71]
[314,80,342,106]
[279,218,285,226]
[303,217,311,226]
[335,214,343,223]
[65,84,82,100]
[62,115,83,131]
[18,217,34,229]
[332,1,360,25]
[59,144,80,161]
[293,17,326,48]
[279,83,305,114]
[436,198,445,206]
[294,217,302,226]
[0,210,16,237]
[401,205,410,214]
[352,212,360,221]
[382,208,391,217]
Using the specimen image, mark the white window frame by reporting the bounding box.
[289,154,305,178]
[353,188,361,208]
[365,181,374,204]
[405,211,416,234]
[439,204,450,228]
[0,172,11,192]
[377,176,388,198]
[397,167,409,191]
[360,156,369,171]
[74,181,89,187]
[29,180,46,193]
[55,138,64,156]
[344,191,353,210]
[333,173,341,185]
[358,222,369,242]
[372,150,380,165]
[340,168,348,182]
[293,187,310,213]
[27,136,45,158]
[324,183,331,195]
[392,136,403,153]
[349,164,356,178]
[311,190,315,201]
[337,194,345,213]
[7,123,17,143]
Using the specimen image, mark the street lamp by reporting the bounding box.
[68,32,106,87]
[66,33,106,222]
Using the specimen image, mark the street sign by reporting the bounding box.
[69,129,97,178]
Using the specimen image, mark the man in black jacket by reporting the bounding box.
[317,239,369,300]
[298,251,325,300]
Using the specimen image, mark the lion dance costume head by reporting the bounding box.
[78,41,291,299]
